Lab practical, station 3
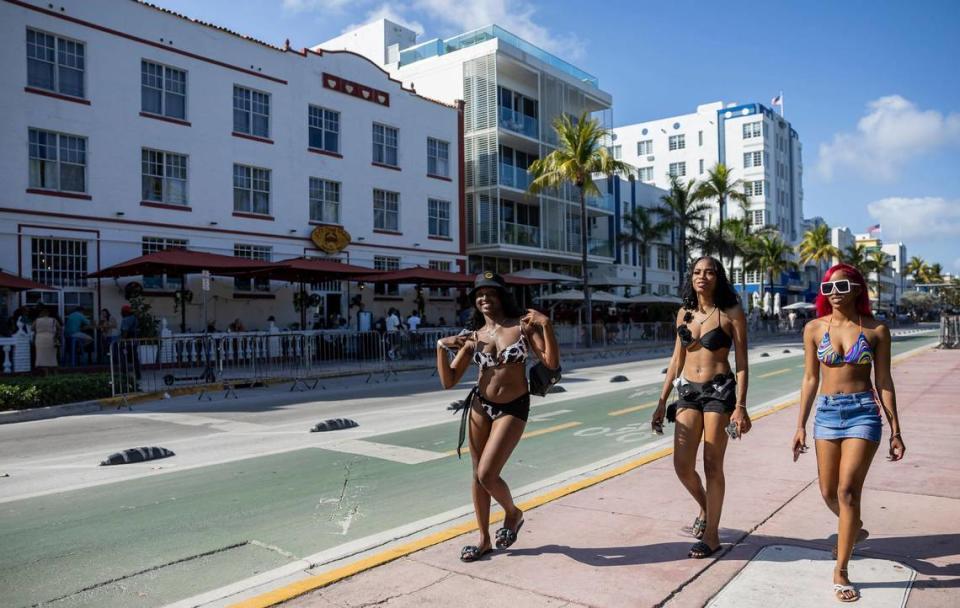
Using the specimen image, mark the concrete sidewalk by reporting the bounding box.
[244,346,959,608]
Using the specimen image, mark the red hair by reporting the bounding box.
[815,263,873,318]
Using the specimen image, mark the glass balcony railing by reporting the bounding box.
[500,222,540,247]
[398,25,600,89]
[499,107,538,138]
[585,192,614,212]
[499,163,532,190]
[588,238,614,258]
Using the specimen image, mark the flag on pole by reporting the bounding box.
[867,223,881,235]
[771,94,783,106]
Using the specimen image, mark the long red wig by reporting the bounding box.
[815,263,873,318]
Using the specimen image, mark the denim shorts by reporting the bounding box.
[813,391,883,443]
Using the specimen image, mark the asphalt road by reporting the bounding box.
[0,330,937,608]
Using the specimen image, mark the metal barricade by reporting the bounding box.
[940,315,960,349]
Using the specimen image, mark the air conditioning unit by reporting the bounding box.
[647,155,655,161]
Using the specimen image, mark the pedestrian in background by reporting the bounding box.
[32,305,59,374]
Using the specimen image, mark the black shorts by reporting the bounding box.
[675,373,736,415]
[475,392,531,421]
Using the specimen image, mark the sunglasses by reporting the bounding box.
[820,279,852,295]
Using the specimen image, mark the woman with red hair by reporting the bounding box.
[792,263,905,602]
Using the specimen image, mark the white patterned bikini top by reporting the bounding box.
[473,332,528,370]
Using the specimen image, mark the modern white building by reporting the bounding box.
[589,176,676,295]
[614,101,803,241]
[0,0,462,331]
[321,20,616,278]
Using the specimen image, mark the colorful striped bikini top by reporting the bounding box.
[817,316,874,366]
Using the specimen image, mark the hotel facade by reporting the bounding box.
[0,0,462,330]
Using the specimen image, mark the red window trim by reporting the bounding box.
[139,111,191,127]
[26,188,92,200]
[427,235,453,241]
[373,229,403,235]
[308,147,343,159]
[141,201,192,212]
[232,211,275,221]
[371,162,401,172]
[24,86,91,105]
[232,131,274,144]
[427,173,452,182]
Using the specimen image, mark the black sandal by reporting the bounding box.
[460,545,492,562]
[495,517,525,549]
[688,541,720,559]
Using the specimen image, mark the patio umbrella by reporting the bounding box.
[536,289,628,304]
[87,248,277,332]
[773,292,782,316]
[354,266,475,287]
[0,270,55,292]
[656,295,684,305]
[763,291,772,315]
[782,302,815,311]
[506,268,580,283]
[625,294,663,304]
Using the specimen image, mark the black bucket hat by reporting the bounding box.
[469,271,507,300]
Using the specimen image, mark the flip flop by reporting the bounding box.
[460,545,492,562]
[688,541,720,559]
[833,583,860,602]
[495,517,525,549]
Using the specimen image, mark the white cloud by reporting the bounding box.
[282,0,352,12]
[413,0,586,61]
[866,196,960,239]
[954,257,960,271]
[343,3,425,36]
[817,95,960,181]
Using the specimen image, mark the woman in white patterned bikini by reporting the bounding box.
[436,272,559,562]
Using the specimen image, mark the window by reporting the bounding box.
[233,164,270,215]
[142,149,187,205]
[308,105,339,153]
[638,166,654,182]
[698,130,703,146]
[374,256,400,296]
[745,270,761,284]
[429,260,452,296]
[657,245,669,270]
[427,137,449,177]
[31,237,87,287]
[752,209,765,226]
[309,178,340,224]
[234,244,271,292]
[428,199,451,237]
[611,145,622,160]
[745,180,763,196]
[373,123,399,166]
[142,237,187,289]
[373,189,399,231]
[26,28,84,98]
[28,128,86,193]
[501,200,540,246]
[233,85,270,138]
[668,134,685,151]
[637,139,653,155]
[743,151,763,168]
[743,121,762,139]
[141,60,186,119]
[699,159,704,174]
[668,162,686,177]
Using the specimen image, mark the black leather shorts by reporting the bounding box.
[675,373,736,415]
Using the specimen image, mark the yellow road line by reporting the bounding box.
[758,368,791,379]
[608,401,658,417]
[229,344,937,608]
[442,421,582,456]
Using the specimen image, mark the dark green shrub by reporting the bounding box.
[0,373,113,410]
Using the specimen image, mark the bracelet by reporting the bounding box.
[890,432,902,440]
[735,404,747,409]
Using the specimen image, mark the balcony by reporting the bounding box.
[588,238,614,258]
[500,222,541,247]
[499,107,538,139]
[585,192,614,212]
[499,163,532,190]
[398,25,600,89]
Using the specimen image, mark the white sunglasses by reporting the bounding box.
[820,279,852,295]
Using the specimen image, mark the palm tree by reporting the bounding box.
[620,205,670,294]
[840,243,868,269]
[693,163,749,268]
[528,112,631,346]
[756,233,796,299]
[927,263,944,283]
[865,249,891,309]
[905,256,926,284]
[725,217,767,306]
[654,175,712,293]
[797,224,840,279]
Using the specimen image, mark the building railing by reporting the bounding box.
[940,315,960,349]
[499,163,533,190]
[585,192,615,212]
[500,222,541,247]
[499,106,538,138]
[0,331,32,374]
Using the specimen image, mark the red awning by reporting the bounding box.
[0,270,55,292]
[354,266,475,287]
[86,248,277,279]
[247,257,378,283]
[502,275,550,286]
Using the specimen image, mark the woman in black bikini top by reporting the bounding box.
[651,256,751,560]
[436,272,559,563]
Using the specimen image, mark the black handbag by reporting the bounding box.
[529,362,562,397]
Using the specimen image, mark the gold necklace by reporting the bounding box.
[696,306,717,325]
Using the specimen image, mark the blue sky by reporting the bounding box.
[150,0,960,272]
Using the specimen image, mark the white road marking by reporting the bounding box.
[527,409,573,423]
[323,439,448,464]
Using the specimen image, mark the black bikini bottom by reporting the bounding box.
[674,372,737,415]
[455,387,530,458]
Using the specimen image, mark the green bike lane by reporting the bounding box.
[0,334,936,608]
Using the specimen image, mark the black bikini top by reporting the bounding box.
[677,308,732,351]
